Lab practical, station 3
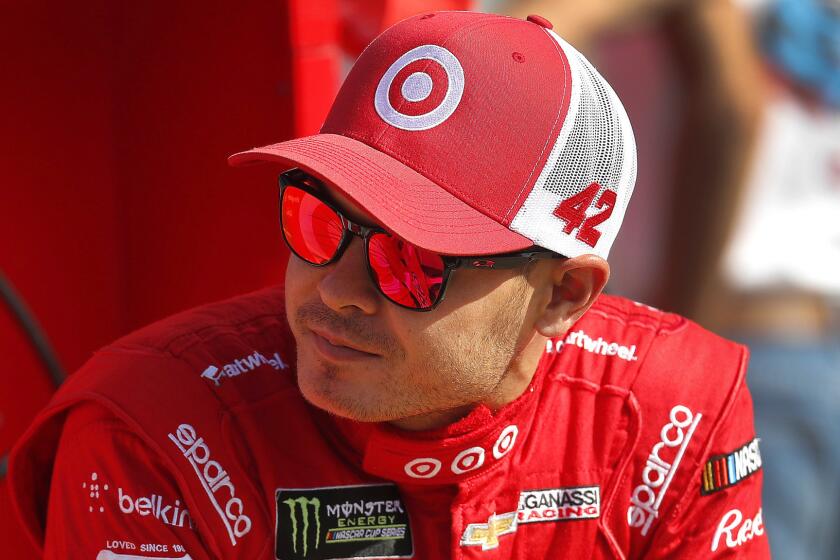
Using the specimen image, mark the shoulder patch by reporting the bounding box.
[701,438,763,495]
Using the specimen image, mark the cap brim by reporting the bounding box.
[228,133,533,256]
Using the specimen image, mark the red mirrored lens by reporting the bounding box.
[281,186,344,265]
[368,232,446,309]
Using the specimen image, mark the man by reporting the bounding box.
[9,10,769,560]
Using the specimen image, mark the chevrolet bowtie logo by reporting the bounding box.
[460,511,518,551]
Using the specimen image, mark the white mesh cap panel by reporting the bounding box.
[509,31,637,259]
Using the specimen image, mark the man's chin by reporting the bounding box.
[297,367,394,423]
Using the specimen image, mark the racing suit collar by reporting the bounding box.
[324,350,551,486]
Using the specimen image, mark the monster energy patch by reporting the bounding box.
[275,483,414,560]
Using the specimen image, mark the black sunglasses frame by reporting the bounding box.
[279,169,565,311]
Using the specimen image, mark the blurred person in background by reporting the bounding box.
[495,0,766,308]
[499,0,839,557]
[694,1,840,558]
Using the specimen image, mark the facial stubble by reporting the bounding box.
[296,278,534,424]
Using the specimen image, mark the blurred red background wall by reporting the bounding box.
[0,0,343,555]
[0,0,470,556]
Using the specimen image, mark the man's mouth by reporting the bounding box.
[308,327,381,361]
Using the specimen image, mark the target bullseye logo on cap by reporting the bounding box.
[404,457,443,479]
[451,446,486,475]
[375,44,465,131]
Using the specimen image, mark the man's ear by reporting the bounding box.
[533,255,610,338]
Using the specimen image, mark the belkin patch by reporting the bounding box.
[701,438,762,495]
[275,484,414,560]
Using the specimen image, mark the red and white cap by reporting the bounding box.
[229,11,637,259]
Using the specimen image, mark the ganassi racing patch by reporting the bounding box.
[275,484,413,560]
[517,486,600,524]
[701,438,762,495]
[460,486,600,551]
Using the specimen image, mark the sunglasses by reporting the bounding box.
[278,169,564,311]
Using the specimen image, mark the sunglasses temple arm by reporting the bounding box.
[449,252,563,270]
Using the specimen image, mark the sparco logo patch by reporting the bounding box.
[518,486,600,524]
[702,438,762,495]
[276,484,413,560]
[628,404,702,535]
[168,424,251,546]
[201,350,287,386]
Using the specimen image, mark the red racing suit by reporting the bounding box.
[9,284,770,559]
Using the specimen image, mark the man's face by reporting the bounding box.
[284,181,542,427]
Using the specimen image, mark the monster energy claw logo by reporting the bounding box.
[284,497,321,556]
[277,484,413,560]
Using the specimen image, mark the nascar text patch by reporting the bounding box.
[701,438,762,495]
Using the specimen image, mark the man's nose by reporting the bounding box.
[317,235,380,315]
